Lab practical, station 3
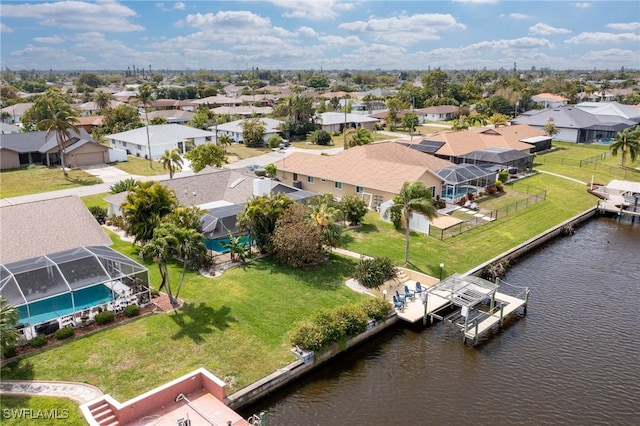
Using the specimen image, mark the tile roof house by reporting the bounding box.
[0,196,112,264]
[271,141,453,209]
[107,124,215,159]
[531,93,570,108]
[512,105,636,143]
[0,128,109,170]
[144,109,195,125]
[415,105,460,122]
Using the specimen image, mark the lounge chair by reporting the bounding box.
[414,282,424,295]
[392,295,404,310]
[395,290,406,304]
[404,285,415,300]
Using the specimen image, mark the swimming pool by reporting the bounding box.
[16,284,115,326]
[205,235,252,253]
[441,186,477,199]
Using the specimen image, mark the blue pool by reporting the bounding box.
[17,284,115,325]
[205,235,252,253]
[441,186,477,199]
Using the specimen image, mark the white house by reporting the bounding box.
[317,112,379,133]
[212,117,283,145]
[107,124,215,159]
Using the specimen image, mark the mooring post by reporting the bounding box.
[524,288,530,315]
[422,291,428,326]
[500,304,504,327]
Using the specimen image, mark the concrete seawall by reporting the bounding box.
[227,207,599,411]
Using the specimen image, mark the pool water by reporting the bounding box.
[441,186,477,199]
[17,284,114,325]
[206,235,252,253]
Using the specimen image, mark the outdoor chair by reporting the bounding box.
[414,282,424,295]
[395,290,406,304]
[392,295,404,310]
[404,285,415,300]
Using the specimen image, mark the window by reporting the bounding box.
[122,142,127,147]
[307,176,315,184]
[428,186,436,198]
[355,186,364,193]
[334,182,343,190]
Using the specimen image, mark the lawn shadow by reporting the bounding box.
[171,302,237,343]
[0,359,35,381]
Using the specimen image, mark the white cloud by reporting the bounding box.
[452,0,498,4]
[317,35,364,47]
[270,0,356,20]
[509,13,529,20]
[33,35,65,44]
[297,26,318,37]
[606,22,640,31]
[565,32,640,44]
[579,48,640,68]
[573,2,591,8]
[1,23,13,33]
[1,0,144,32]
[529,23,571,36]
[181,11,274,30]
[174,2,185,10]
[339,13,466,45]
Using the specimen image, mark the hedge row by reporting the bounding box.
[289,298,391,352]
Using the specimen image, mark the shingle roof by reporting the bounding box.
[0,196,112,264]
[107,124,214,144]
[273,141,453,194]
[0,128,95,154]
[513,106,635,129]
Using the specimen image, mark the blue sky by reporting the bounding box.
[1,0,638,71]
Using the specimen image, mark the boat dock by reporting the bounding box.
[395,274,529,346]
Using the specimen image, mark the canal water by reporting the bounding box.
[241,217,640,425]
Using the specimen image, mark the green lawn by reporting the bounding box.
[80,192,110,209]
[0,166,101,199]
[2,233,365,401]
[0,396,85,426]
[109,156,166,176]
[225,143,272,161]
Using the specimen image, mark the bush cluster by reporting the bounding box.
[353,256,398,290]
[29,334,48,348]
[95,310,115,325]
[3,345,18,358]
[289,299,391,351]
[88,206,108,224]
[54,326,75,340]
[123,304,139,317]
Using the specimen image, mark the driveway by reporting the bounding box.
[80,164,138,184]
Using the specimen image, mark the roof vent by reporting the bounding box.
[229,178,245,188]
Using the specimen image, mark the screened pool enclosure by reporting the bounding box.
[0,246,150,338]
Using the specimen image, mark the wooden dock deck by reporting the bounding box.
[395,290,450,323]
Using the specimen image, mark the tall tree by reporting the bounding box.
[422,68,449,98]
[93,90,113,111]
[184,143,228,172]
[544,117,560,138]
[37,88,80,176]
[133,83,155,167]
[383,181,437,264]
[159,148,183,179]
[1,296,20,354]
[121,181,178,244]
[237,193,294,254]
[241,117,267,147]
[139,226,175,301]
[385,97,404,131]
[217,134,232,154]
[610,127,639,167]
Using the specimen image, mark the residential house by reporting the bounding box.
[415,105,459,122]
[107,124,215,159]
[271,141,453,210]
[211,105,273,117]
[574,102,640,123]
[144,109,195,125]
[0,102,34,125]
[513,105,636,143]
[212,117,283,145]
[76,115,104,134]
[531,93,570,108]
[0,128,110,170]
[76,100,124,116]
[0,122,21,134]
[317,112,379,133]
[150,99,196,111]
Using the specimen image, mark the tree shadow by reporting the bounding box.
[0,359,35,381]
[170,302,237,343]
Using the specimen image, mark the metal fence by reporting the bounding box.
[430,187,547,240]
[535,151,610,167]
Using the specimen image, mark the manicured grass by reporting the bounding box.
[475,188,532,211]
[81,192,110,209]
[225,143,272,160]
[109,156,166,176]
[0,166,101,199]
[0,395,85,426]
[2,235,365,401]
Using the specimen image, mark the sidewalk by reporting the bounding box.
[0,380,104,404]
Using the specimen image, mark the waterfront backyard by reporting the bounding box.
[1,141,639,423]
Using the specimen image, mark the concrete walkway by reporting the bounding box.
[537,170,587,185]
[0,380,103,404]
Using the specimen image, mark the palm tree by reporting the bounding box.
[383,181,438,264]
[544,117,560,138]
[93,90,113,111]
[159,148,183,178]
[1,296,21,353]
[487,113,510,128]
[134,83,155,168]
[217,134,232,154]
[39,89,80,177]
[172,225,207,304]
[610,127,639,167]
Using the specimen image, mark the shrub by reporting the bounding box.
[267,134,283,148]
[495,180,505,193]
[340,194,368,226]
[486,185,498,195]
[55,326,75,340]
[498,170,509,183]
[310,130,332,146]
[362,298,392,321]
[289,321,325,352]
[110,177,140,194]
[333,306,368,337]
[107,214,125,229]
[2,344,18,358]
[88,206,108,224]
[95,310,115,325]
[123,304,139,317]
[150,288,160,297]
[30,334,48,348]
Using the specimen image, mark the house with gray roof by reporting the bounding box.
[212,117,283,145]
[0,128,109,170]
[512,105,636,143]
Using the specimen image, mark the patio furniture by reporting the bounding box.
[392,295,404,310]
[414,282,424,295]
[395,290,406,304]
[404,285,415,300]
